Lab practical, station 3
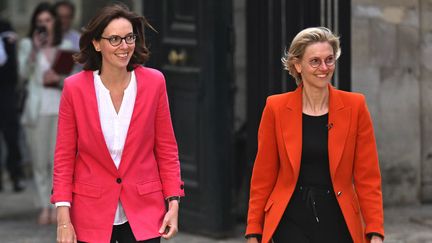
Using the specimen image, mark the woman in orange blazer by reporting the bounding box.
[245,27,384,243]
[51,4,184,243]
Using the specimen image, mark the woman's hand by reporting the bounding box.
[159,200,179,239]
[371,235,383,243]
[32,31,47,50]
[246,237,260,243]
[57,222,77,243]
[43,69,60,87]
[56,206,77,243]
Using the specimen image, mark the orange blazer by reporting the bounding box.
[51,67,185,243]
[246,84,384,243]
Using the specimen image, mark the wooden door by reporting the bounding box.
[143,0,236,236]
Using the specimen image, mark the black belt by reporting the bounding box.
[296,185,332,223]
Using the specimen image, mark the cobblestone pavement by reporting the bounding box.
[1,181,432,243]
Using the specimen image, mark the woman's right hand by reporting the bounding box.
[32,31,47,50]
[29,31,46,62]
[56,206,77,243]
[246,237,260,243]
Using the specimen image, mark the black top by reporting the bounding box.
[297,113,332,188]
[0,19,18,89]
[0,19,19,114]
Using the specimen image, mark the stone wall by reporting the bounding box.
[351,0,432,205]
[419,0,432,202]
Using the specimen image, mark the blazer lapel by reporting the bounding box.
[328,85,351,180]
[280,86,303,177]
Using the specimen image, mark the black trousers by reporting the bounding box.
[78,222,161,243]
[272,186,353,243]
[0,104,23,185]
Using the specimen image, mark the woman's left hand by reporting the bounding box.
[371,235,383,243]
[159,200,179,239]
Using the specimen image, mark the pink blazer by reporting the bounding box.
[51,66,185,243]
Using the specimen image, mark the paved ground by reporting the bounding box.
[1,180,432,243]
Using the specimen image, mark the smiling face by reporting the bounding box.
[92,17,135,73]
[294,41,336,89]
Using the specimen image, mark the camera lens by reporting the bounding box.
[36,26,47,34]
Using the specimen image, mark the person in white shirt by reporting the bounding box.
[18,2,72,225]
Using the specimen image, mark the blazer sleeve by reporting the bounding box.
[246,97,280,235]
[353,95,385,237]
[153,74,185,198]
[50,79,78,203]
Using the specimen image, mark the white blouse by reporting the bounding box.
[55,70,137,226]
[18,38,73,120]
[94,70,137,225]
[37,47,62,115]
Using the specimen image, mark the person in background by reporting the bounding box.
[54,0,80,51]
[18,2,72,225]
[0,18,25,193]
[0,32,7,65]
[245,27,384,243]
[51,3,184,243]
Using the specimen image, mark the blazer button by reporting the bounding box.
[337,191,342,197]
[116,178,122,184]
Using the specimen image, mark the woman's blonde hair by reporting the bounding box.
[281,27,341,85]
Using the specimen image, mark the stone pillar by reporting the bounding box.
[419,0,432,203]
[352,1,422,205]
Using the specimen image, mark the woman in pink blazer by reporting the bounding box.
[51,4,184,243]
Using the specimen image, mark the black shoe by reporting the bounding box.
[13,179,25,192]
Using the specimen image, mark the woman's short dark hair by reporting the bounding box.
[53,1,76,17]
[27,2,63,46]
[74,3,152,71]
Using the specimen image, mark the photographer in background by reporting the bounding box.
[0,18,25,193]
[18,2,72,225]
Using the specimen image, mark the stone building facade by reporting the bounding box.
[352,0,432,205]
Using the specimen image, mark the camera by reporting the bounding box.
[35,25,47,35]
